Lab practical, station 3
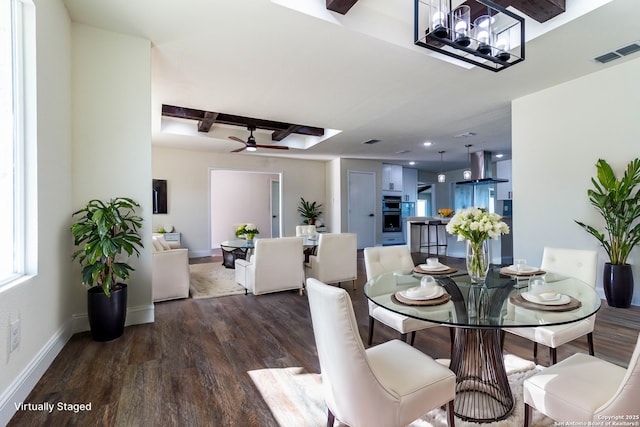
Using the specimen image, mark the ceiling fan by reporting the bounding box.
[228,126,290,153]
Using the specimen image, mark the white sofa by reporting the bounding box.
[152,236,190,302]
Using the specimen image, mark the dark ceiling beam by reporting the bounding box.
[326,0,359,15]
[162,104,324,140]
[198,112,219,132]
[490,0,565,23]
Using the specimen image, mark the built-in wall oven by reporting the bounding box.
[382,195,402,232]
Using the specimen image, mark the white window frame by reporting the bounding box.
[0,0,28,288]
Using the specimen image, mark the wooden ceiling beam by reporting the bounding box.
[162,104,324,140]
[490,0,565,23]
[326,0,359,15]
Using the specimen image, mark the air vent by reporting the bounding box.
[361,139,380,145]
[594,41,640,64]
[454,132,476,138]
[395,150,411,154]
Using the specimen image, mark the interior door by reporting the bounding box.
[348,170,376,249]
[271,180,280,237]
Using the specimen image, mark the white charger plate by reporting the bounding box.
[401,286,444,301]
[507,265,538,273]
[418,263,450,272]
[521,292,570,305]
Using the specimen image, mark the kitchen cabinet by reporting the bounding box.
[402,167,417,202]
[382,164,403,192]
[496,160,512,200]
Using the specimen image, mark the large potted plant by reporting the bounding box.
[297,197,323,225]
[71,197,144,341]
[575,158,640,308]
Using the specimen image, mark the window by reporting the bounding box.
[0,0,26,286]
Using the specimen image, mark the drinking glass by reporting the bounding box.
[515,258,527,273]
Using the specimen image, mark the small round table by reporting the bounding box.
[364,268,601,423]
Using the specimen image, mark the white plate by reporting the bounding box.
[418,263,449,271]
[401,286,444,301]
[507,265,538,273]
[521,292,571,305]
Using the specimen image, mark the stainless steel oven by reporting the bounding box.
[382,196,402,232]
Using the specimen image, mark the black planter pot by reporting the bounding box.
[603,263,634,308]
[87,284,127,341]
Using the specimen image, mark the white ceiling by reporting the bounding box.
[63,0,639,172]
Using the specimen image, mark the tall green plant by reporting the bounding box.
[71,197,144,296]
[575,158,640,265]
[297,197,322,221]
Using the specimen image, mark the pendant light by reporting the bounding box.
[437,150,446,183]
[463,144,472,180]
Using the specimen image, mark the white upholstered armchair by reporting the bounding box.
[503,247,598,364]
[306,278,456,427]
[305,233,357,290]
[235,237,305,295]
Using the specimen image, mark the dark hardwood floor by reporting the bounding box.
[9,252,640,426]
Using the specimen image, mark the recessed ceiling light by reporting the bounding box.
[423,141,432,146]
[496,153,504,158]
[409,161,415,165]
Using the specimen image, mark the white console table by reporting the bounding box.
[153,232,181,249]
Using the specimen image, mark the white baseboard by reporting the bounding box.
[0,320,73,426]
[72,304,154,333]
[1,305,154,425]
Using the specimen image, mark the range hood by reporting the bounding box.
[456,151,509,186]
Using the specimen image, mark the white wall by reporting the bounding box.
[0,1,73,422]
[513,56,640,306]
[152,147,326,257]
[209,170,279,244]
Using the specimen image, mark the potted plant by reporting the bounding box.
[298,197,323,225]
[235,223,260,241]
[575,158,640,308]
[71,197,144,341]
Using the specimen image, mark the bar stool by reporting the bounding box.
[420,220,448,256]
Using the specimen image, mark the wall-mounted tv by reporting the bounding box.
[152,179,167,214]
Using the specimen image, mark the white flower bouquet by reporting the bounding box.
[235,223,260,239]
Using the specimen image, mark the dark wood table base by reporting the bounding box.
[449,328,514,423]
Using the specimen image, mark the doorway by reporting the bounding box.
[347,170,376,249]
[209,169,282,250]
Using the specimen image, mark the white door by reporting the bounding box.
[348,171,376,249]
[271,180,280,237]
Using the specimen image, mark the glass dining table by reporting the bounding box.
[364,268,601,423]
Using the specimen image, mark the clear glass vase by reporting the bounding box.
[466,240,490,283]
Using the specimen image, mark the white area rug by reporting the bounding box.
[248,354,554,427]
[189,262,246,299]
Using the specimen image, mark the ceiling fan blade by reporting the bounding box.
[230,146,247,153]
[228,136,247,144]
[255,144,290,150]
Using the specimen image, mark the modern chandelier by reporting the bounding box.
[414,0,525,72]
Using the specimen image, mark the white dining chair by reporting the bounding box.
[305,233,357,290]
[502,247,598,364]
[523,332,640,426]
[306,278,456,427]
[363,245,453,347]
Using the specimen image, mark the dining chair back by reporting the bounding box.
[306,278,456,427]
[234,237,304,295]
[523,332,640,425]
[363,245,444,346]
[305,233,357,290]
[503,246,599,364]
[295,225,317,237]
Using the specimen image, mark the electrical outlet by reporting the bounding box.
[10,319,20,353]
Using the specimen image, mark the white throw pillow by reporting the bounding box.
[152,236,171,251]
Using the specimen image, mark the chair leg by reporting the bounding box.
[550,347,557,365]
[587,332,595,356]
[533,342,538,362]
[368,316,375,346]
[352,279,357,290]
[523,403,532,427]
[327,409,335,427]
[449,328,455,355]
[500,330,505,349]
[410,331,416,346]
[446,400,455,427]
[400,332,408,343]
